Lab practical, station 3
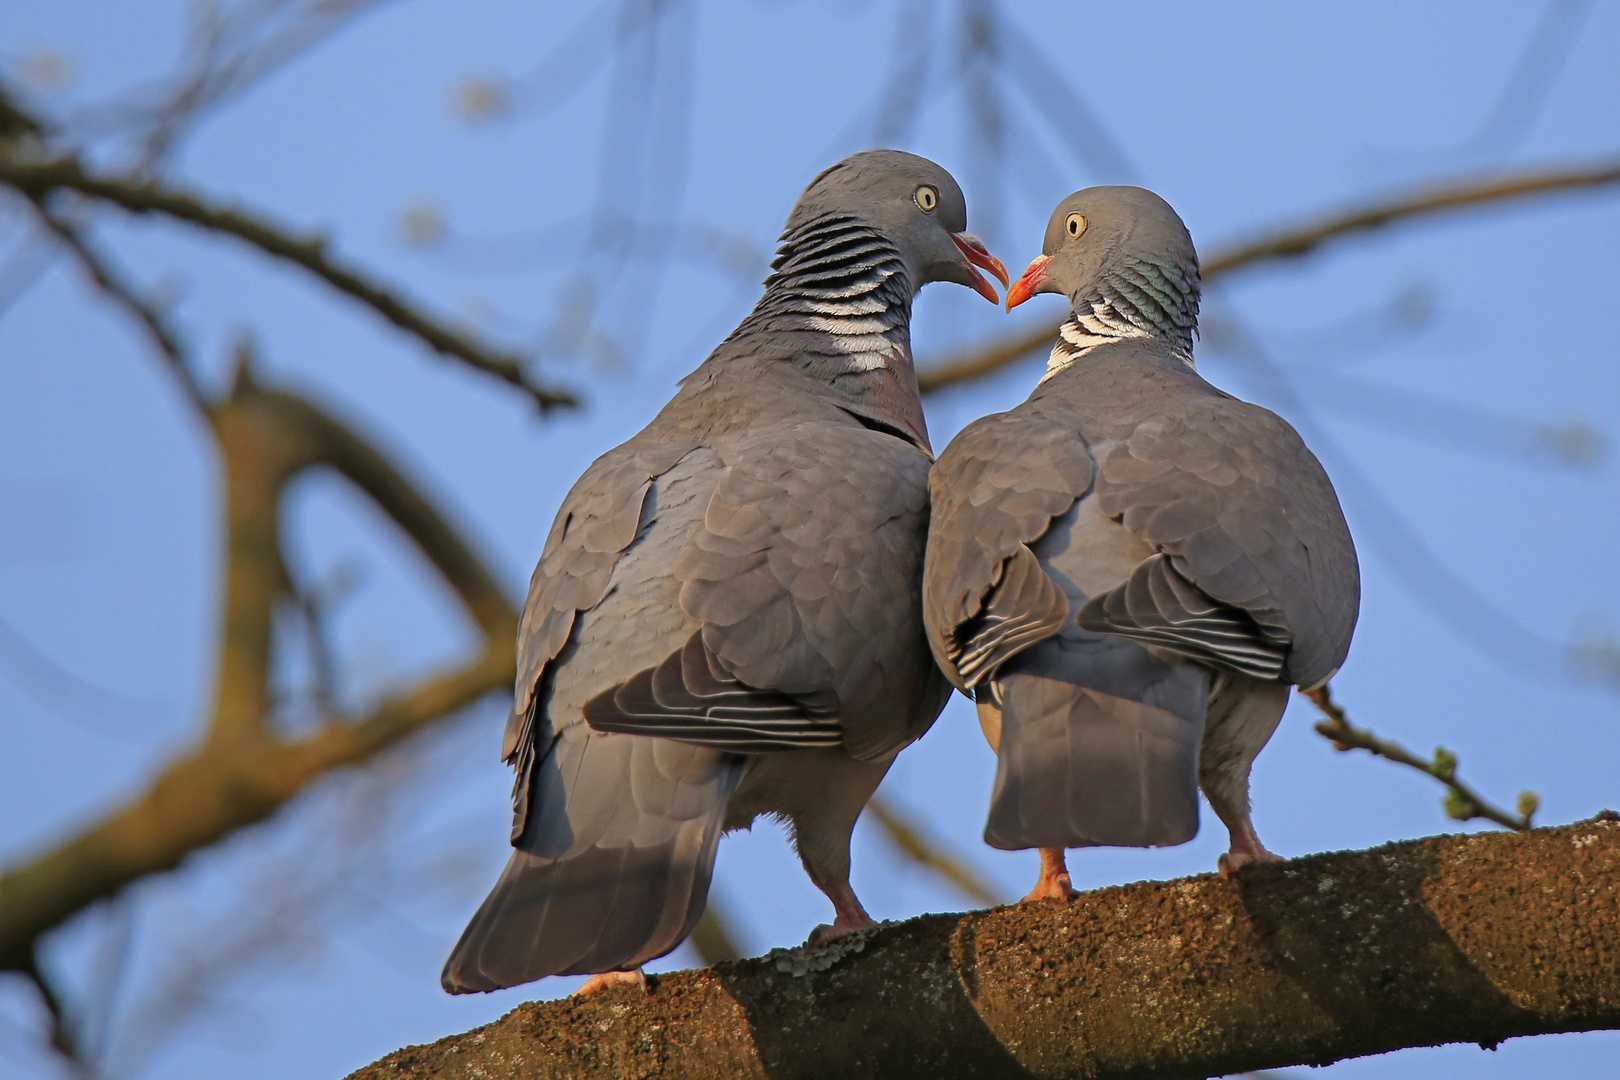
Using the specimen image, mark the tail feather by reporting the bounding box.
[442,730,742,994]
[983,636,1207,851]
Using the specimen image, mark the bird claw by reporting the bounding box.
[572,968,647,997]
[807,914,875,948]
[1020,872,1078,903]
[1217,848,1283,877]
[1020,848,1077,903]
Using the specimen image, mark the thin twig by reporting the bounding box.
[28,200,208,413]
[687,906,741,965]
[1304,684,1537,832]
[866,795,1004,908]
[1200,156,1620,279]
[917,156,1620,392]
[129,0,391,169]
[289,573,350,722]
[0,152,576,410]
[21,955,91,1077]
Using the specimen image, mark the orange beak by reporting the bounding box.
[1004,253,1052,310]
[950,232,1009,305]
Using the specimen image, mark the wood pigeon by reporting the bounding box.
[923,186,1358,901]
[443,150,1007,993]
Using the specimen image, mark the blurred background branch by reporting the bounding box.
[864,797,1003,909]
[0,360,519,1012]
[0,148,575,410]
[24,201,206,414]
[918,155,1620,392]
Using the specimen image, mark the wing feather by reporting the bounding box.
[1092,397,1359,687]
[923,409,1095,690]
[578,422,945,762]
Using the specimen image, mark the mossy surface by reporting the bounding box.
[346,817,1619,1080]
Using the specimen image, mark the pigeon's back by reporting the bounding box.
[927,341,1358,853]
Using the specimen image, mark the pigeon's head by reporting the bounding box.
[784,149,1007,303]
[1005,186,1199,316]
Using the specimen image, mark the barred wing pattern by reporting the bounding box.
[922,408,1094,690]
[1083,396,1359,688]
[586,422,941,763]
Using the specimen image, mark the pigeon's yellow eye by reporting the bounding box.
[914,185,938,212]
[1066,212,1087,238]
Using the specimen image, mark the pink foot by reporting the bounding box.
[808,880,877,946]
[1218,840,1283,877]
[1021,848,1078,903]
[1217,848,1285,876]
[1217,816,1283,878]
[807,911,877,947]
[571,968,646,997]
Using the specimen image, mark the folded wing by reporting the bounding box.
[923,409,1095,690]
[1089,398,1360,688]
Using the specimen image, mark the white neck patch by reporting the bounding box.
[1039,311,1195,383]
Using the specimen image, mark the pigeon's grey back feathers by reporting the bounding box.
[1078,385,1358,689]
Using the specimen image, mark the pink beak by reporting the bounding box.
[1005,253,1053,311]
[950,232,1009,305]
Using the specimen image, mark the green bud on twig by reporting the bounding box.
[1443,790,1478,822]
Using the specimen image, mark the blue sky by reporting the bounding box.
[1,2,1617,1077]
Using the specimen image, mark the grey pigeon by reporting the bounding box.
[443,150,1008,993]
[923,186,1358,901]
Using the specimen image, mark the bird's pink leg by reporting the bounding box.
[1201,680,1289,878]
[1022,847,1078,902]
[1215,815,1283,877]
[807,880,877,946]
[571,968,646,997]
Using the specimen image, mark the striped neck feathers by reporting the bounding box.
[1041,256,1199,383]
[735,212,914,377]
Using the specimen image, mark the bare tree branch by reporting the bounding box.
[0,370,519,974]
[918,156,1620,393]
[1199,156,1620,279]
[688,906,741,966]
[1305,685,1538,833]
[866,796,1004,908]
[347,818,1620,1080]
[27,199,208,414]
[0,151,576,410]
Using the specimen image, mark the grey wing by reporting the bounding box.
[1079,553,1290,680]
[1081,399,1360,688]
[922,409,1096,690]
[499,437,694,842]
[582,630,842,753]
[446,438,739,991]
[586,424,945,763]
